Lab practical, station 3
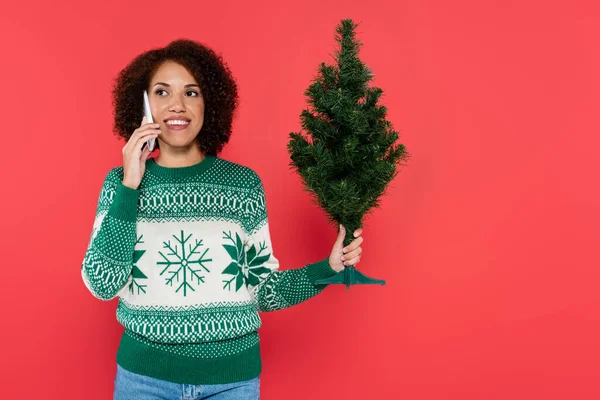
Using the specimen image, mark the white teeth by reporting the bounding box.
[166,120,189,125]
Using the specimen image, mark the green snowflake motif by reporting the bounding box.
[129,234,148,295]
[221,231,272,292]
[157,230,212,296]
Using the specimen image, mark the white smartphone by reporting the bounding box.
[143,90,156,152]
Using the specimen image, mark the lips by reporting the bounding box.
[164,117,190,122]
[165,120,190,131]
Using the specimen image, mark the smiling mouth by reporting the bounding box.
[165,120,190,130]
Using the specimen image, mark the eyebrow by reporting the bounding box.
[153,82,200,88]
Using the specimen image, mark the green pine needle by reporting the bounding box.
[287,19,410,247]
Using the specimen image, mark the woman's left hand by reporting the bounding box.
[328,224,363,273]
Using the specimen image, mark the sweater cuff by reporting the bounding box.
[108,183,140,222]
[306,257,338,286]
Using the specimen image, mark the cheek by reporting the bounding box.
[196,103,205,121]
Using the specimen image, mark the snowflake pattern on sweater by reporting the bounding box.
[80,154,337,384]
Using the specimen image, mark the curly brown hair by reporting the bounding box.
[111,38,239,155]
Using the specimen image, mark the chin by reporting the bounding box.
[160,139,199,149]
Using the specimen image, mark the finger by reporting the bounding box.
[342,236,363,253]
[139,134,159,151]
[342,246,362,260]
[133,124,161,138]
[141,139,153,160]
[343,255,361,266]
[335,224,346,246]
[139,137,156,155]
[353,228,363,237]
[124,132,152,155]
[127,133,159,155]
[130,129,161,148]
[141,115,146,126]
[137,128,161,139]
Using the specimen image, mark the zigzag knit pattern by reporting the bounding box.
[81,154,337,384]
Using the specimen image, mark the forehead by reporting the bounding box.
[150,61,198,85]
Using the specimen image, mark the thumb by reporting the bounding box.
[336,224,346,244]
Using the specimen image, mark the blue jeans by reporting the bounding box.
[114,364,260,400]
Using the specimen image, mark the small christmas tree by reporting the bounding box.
[287,19,409,289]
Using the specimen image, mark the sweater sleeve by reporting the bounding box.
[81,169,139,301]
[243,176,338,312]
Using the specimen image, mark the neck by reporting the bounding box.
[154,145,205,168]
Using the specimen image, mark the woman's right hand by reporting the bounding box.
[122,116,161,190]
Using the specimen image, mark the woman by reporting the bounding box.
[81,39,364,400]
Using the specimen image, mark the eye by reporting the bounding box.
[154,89,199,97]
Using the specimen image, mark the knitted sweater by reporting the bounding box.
[81,154,337,384]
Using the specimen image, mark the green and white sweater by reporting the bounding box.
[81,154,337,384]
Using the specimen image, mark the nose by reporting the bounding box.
[168,94,186,112]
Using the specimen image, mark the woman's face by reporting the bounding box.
[147,61,205,151]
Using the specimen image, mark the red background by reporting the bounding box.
[1,0,599,399]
